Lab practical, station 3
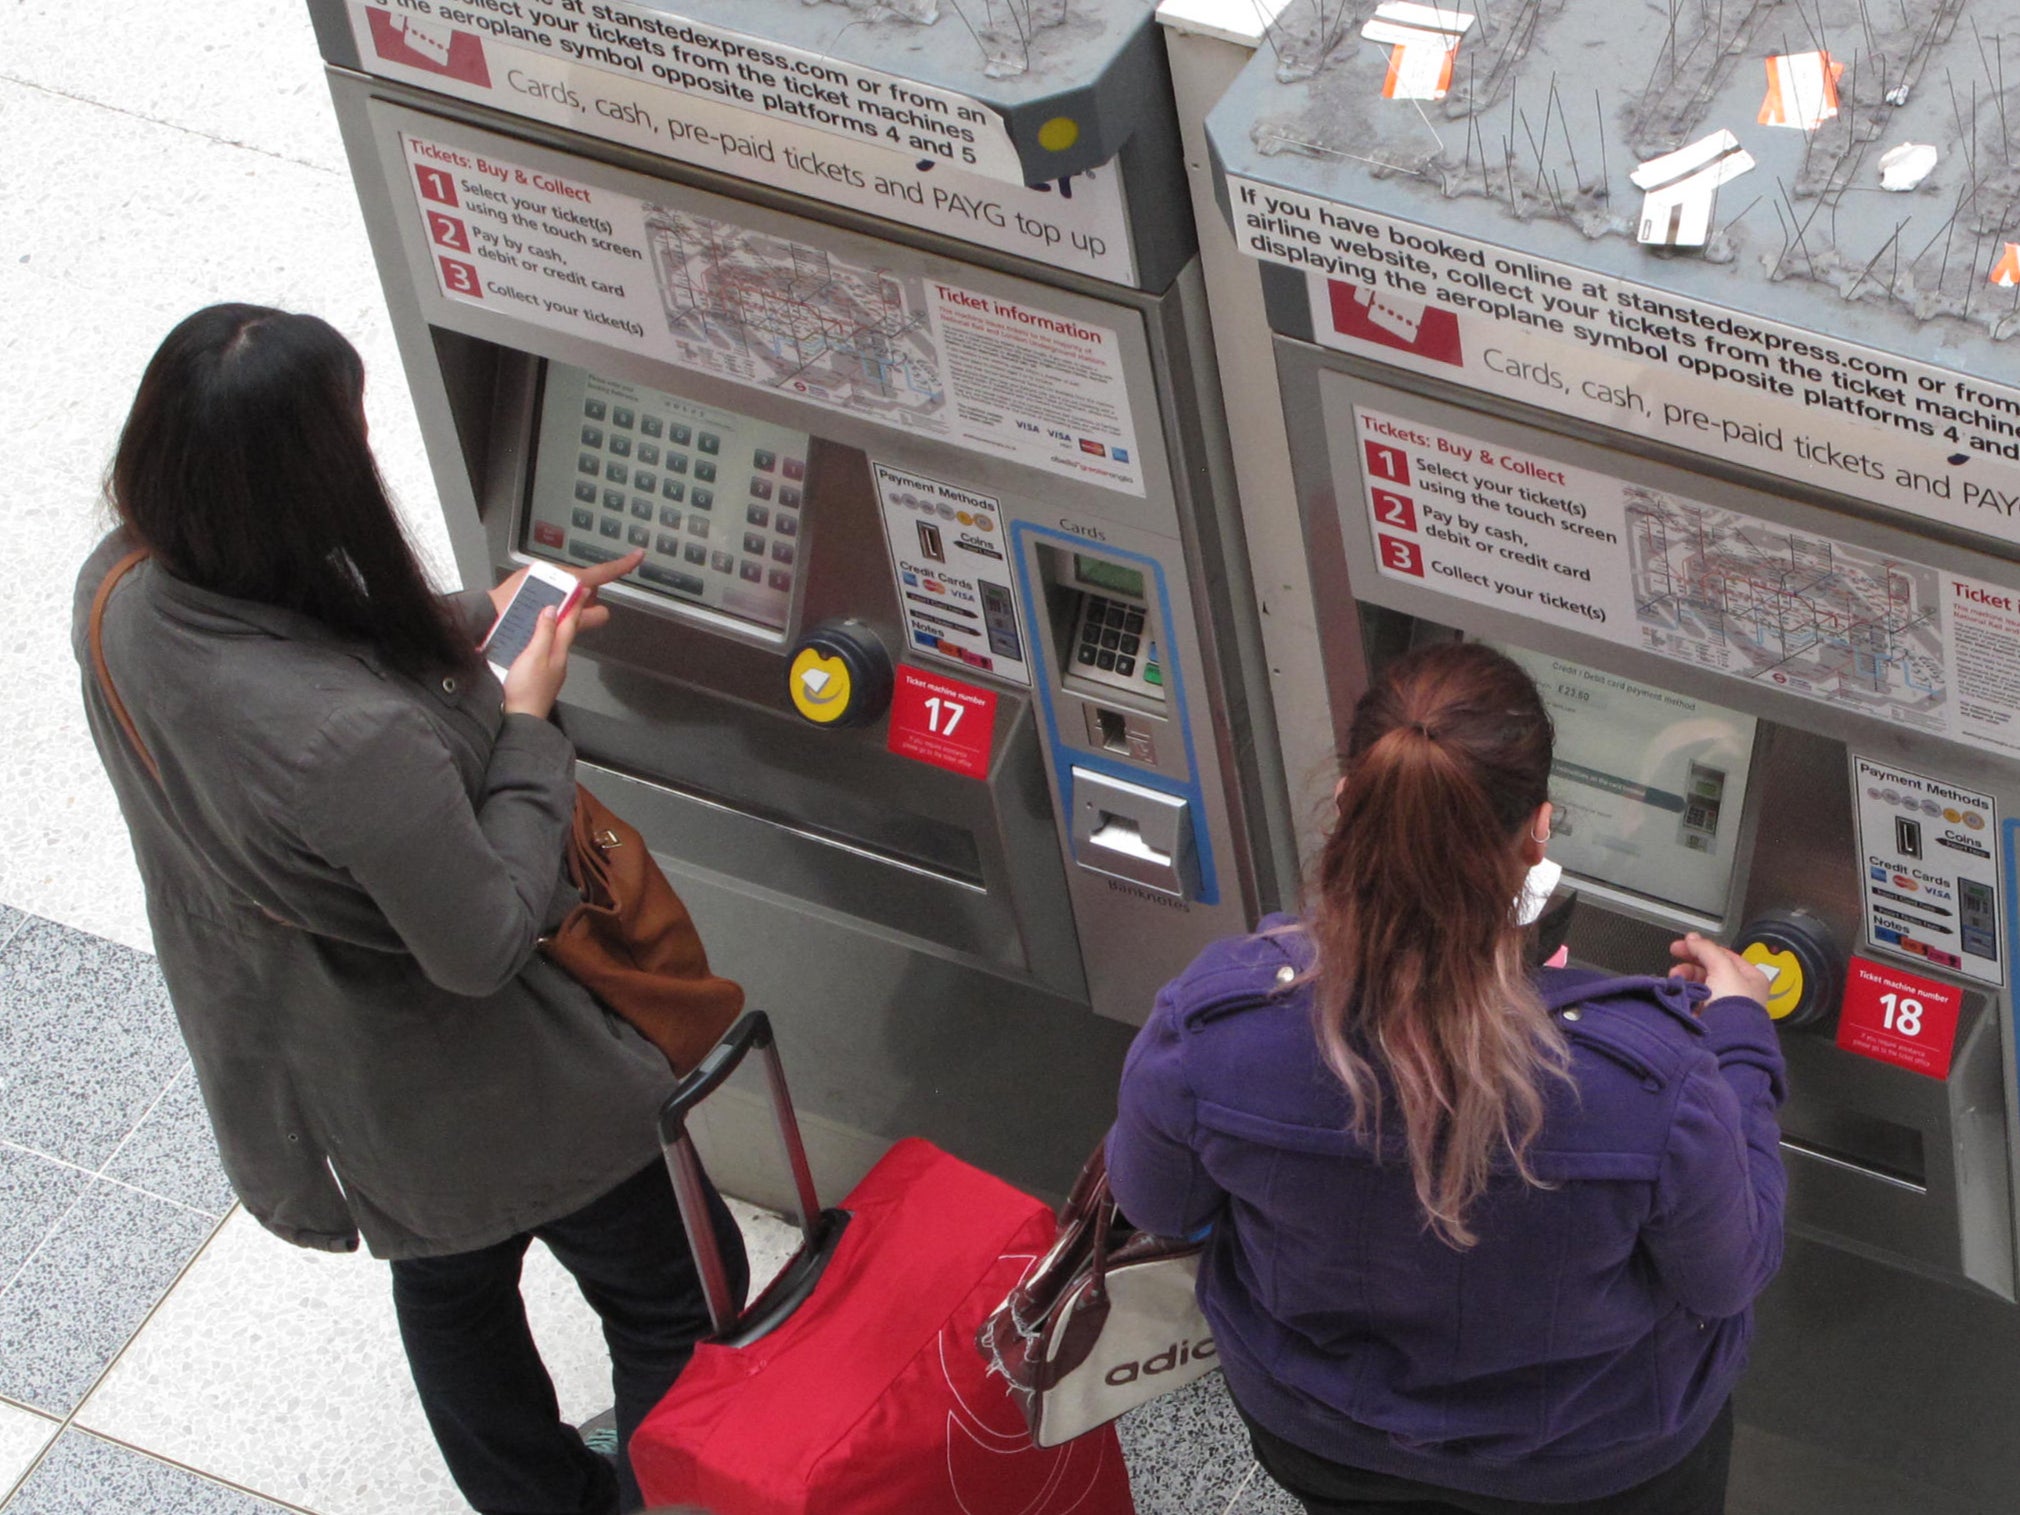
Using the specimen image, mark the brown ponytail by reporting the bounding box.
[1308,642,1567,1247]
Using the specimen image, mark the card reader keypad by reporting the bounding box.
[529,369,810,634]
[1071,594,1163,696]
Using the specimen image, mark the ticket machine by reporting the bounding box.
[306,0,1294,1203]
[1207,4,2020,1507]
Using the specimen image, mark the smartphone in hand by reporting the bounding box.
[480,561,584,682]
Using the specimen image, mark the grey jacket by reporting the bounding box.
[72,531,677,1259]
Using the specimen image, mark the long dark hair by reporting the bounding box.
[108,304,468,677]
[1309,642,1568,1247]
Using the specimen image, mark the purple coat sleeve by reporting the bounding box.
[1106,991,1228,1237]
[1640,995,1788,1318]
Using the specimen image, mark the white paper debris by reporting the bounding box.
[1878,142,1939,191]
[1631,130,1756,247]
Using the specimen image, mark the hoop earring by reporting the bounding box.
[1529,826,1550,844]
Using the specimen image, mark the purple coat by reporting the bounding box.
[1106,918,1786,1503]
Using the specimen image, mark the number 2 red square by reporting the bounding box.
[1371,489,1418,533]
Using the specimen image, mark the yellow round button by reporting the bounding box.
[1037,115,1080,153]
[1742,941,1806,1021]
[790,646,854,724]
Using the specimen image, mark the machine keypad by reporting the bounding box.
[535,379,808,630]
[1072,593,1164,699]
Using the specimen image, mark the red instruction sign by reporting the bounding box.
[887,667,997,780]
[1836,956,1963,1079]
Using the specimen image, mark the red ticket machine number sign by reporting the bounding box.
[887,667,997,779]
[1836,956,1963,1078]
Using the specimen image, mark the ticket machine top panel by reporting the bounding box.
[1207,3,2020,550]
[1211,2,2020,369]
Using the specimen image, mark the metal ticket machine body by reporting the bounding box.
[1209,5,2020,1507]
[308,0,1292,1204]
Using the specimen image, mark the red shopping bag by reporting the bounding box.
[633,1136,1136,1515]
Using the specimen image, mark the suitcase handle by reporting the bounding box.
[659,1011,851,1346]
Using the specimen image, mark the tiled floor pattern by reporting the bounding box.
[0,905,1276,1513]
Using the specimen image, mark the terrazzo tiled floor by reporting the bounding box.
[0,8,1283,1511]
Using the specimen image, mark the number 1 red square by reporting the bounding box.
[416,165,459,207]
[1364,441,1411,486]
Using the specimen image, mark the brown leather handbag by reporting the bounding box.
[541,785,744,1075]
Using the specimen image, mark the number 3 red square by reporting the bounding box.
[1376,534,1426,578]
[438,257,483,299]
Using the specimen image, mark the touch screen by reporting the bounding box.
[1497,644,1757,920]
[525,363,811,634]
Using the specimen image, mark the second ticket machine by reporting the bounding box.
[309,0,1293,1203]
[1211,2,2020,1506]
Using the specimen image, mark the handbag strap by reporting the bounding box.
[90,549,160,785]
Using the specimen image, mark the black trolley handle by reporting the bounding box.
[658,1012,850,1346]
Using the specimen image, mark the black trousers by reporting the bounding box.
[390,1161,749,1515]
[1243,1400,1734,1515]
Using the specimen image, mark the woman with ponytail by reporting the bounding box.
[1108,642,1784,1514]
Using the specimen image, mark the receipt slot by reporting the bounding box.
[1194,5,2020,1505]
[308,0,1294,1202]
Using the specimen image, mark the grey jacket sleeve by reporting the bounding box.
[297,698,576,997]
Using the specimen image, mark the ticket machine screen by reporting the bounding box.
[1497,644,1757,920]
[525,362,811,635]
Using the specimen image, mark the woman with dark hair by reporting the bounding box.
[73,304,745,1515]
[1108,642,1784,1515]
